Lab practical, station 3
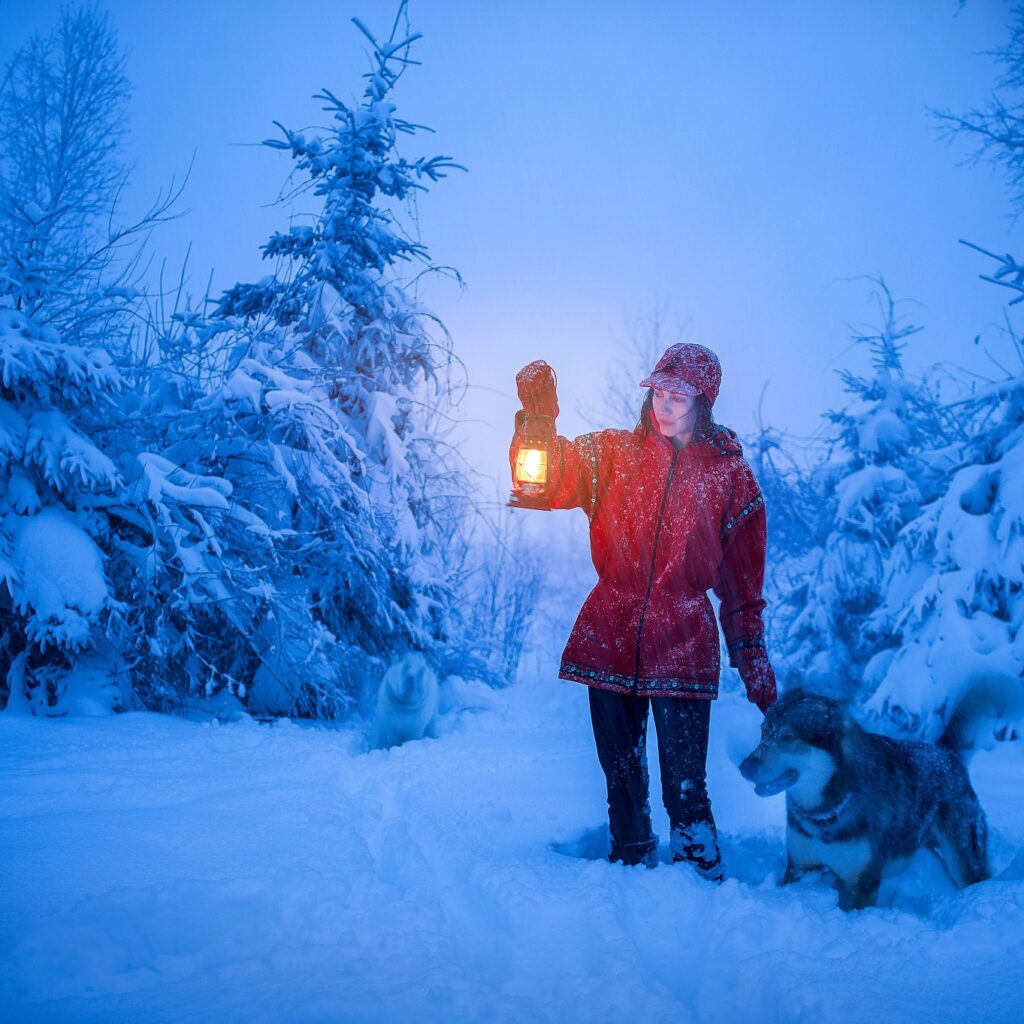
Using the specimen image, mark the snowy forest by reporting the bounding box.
[1,2,1023,1022]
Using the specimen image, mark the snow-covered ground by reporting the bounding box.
[1,676,1022,1024]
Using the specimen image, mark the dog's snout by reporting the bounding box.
[739,748,762,781]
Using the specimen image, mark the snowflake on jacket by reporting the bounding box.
[544,422,774,710]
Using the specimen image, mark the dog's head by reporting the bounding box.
[739,690,850,799]
[383,652,437,707]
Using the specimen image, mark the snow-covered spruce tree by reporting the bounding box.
[777,281,954,700]
[0,254,126,713]
[863,252,1024,741]
[862,10,1024,740]
[0,5,173,714]
[95,325,277,714]
[133,6,469,717]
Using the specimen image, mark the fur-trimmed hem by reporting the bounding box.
[558,662,718,700]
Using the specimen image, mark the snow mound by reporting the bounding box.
[10,506,108,649]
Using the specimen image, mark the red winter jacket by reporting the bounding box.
[546,422,769,702]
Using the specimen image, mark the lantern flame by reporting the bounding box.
[515,446,548,486]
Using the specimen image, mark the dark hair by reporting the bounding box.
[636,390,715,442]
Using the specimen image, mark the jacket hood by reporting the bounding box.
[696,425,743,456]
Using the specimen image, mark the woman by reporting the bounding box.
[512,343,777,877]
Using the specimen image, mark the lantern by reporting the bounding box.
[508,412,553,511]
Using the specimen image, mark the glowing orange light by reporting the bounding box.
[508,413,553,511]
[515,447,548,486]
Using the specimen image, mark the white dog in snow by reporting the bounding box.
[371,652,439,749]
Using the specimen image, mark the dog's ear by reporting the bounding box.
[834,701,865,762]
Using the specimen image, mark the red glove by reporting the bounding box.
[516,361,559,421]
[738,654,777,714]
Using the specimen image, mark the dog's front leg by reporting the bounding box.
[781,857,807,886]
[844,864,883,911]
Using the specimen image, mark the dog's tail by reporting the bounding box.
[938,675,1024,756]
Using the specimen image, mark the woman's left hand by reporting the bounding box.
[738,654,777,714]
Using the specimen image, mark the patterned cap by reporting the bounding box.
[639,343,722,406]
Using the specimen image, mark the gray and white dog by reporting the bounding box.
[739,690,990,910]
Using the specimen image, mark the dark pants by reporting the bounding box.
[588,687,721,874]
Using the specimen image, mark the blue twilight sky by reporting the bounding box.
[2,0,1018,488]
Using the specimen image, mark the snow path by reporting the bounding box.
[1,678,1022,1024]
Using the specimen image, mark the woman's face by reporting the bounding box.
[651,387,698,441]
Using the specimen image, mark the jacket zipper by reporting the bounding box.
[634,448,679,688]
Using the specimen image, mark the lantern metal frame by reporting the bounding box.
[508,412,553,511]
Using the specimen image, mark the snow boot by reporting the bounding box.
[671,821,724,882]
[610,836,659,868]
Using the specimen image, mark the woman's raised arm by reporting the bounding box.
[509,360,606,515]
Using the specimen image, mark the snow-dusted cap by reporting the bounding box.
[639,343,722,406]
